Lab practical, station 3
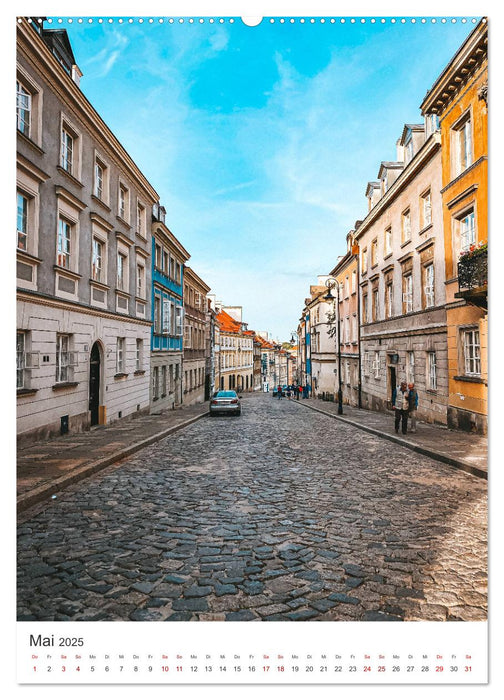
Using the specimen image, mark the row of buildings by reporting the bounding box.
[297,20,488,434]
[16,18,295,446]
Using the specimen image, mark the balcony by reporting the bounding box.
[455,246,487,309]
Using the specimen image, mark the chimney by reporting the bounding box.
[396,139,405,162]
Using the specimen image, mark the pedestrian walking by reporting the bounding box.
[392,380,409,435]
[277,384,283,400]
[286,386,292,399]
[408,382,419,432]
[297,384,302,400]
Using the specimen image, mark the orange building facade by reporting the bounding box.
[421,19,488,433]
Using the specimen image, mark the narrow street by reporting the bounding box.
[17,392,487,622]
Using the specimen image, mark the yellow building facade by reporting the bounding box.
[421,19,488,433]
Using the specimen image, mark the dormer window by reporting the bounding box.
[405,138,414,163]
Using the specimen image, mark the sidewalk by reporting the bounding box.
[17,403,209,513]
[293,397,487,480]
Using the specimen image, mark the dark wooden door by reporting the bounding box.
[89,342,100,426]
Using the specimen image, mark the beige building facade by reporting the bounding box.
[183,267,211,406]
[16,21,157,445]
[355,121,448,424]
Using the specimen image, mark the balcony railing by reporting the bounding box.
[456,247,487,309]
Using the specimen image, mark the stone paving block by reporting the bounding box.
[16,394,487,623]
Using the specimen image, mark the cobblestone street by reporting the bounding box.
[17,393,487,622]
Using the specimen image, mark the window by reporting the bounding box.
[453,113,472,176]
[116,337,125,374]
[351,315,358,343]
[118,183,129,221]
[373,351,380,379]
[162,298,171,335]
[402,273,413,314]
[117,252,127,291]
[153,366,159,399]
[405,138,414,163]
[384,227,392,256]
[407,351,415,384]
[176,262,181,283]
[363,351,370,376]
[401,209,411,244]
[463,328,481,376]
[345,360,350,385]
[372,288,379,322]
[163,250,170,274]
[424,264,435,308]
[136,263,145,298]
[137,202,146,237]
[371,239,378,267]
[94,160,104,199]
[16,331,25,389]
[16,80,31,136]
[385,281,393,319]
[92,238,103,282]
[459,210,476,252]
[427,351,437,390]
[344,276,349,298]
[60,127,73,173]
[17,192,28,251]
[421,189,432,228]
[351,270,356,294]
[57,217,71,268]
[56,334,70,383]
[161,365,167,396]
[155,244,162,269]
[154,296,161,334]
[363,293,368,324]
[361,248,367,274]
[136,339,143,371]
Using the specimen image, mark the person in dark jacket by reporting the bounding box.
[277,384,283,399]
[408,382,419,432]
[392,381,409,435]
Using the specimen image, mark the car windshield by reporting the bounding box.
[213,391,237,398]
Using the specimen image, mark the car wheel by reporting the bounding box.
[236,410,241,416]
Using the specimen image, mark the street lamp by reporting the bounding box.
[324,277,343,415]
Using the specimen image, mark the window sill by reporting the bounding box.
[418,222,433,236]
[116,215,132,229]
[114,373,129,379]
[17,388,38,397]
[91,194,111,212]
[383,252,393,260]
[17,129,45,155]
[56,166,84,188]
[52,382,79,390]
[453,375,486,385]
[400,239,412,248]
[426,389,438,395]
[134,370,146,376]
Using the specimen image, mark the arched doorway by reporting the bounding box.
[89,341,101,426]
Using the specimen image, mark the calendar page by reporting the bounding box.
[12,0,493,695]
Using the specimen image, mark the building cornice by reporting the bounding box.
[17,20,159,203]
[184,266,211,294]
[420,19,488,116]
[17,289,152,326]
[152,221,191,262]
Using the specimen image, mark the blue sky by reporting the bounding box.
[56,16,476,340]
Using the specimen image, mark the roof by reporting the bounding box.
[216,309,242,333]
